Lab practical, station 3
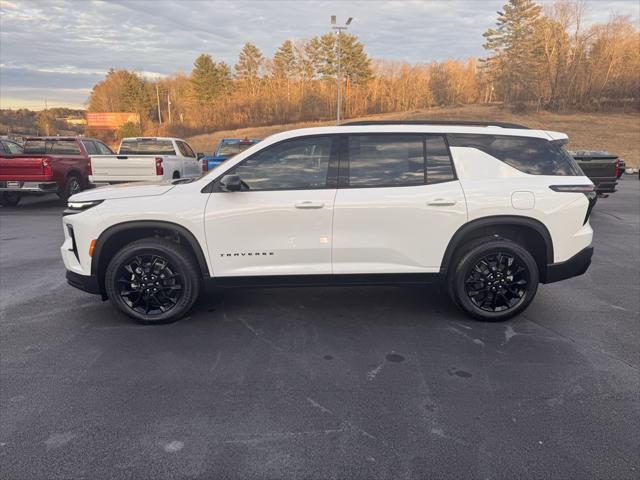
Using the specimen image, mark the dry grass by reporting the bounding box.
[187,104,640,167]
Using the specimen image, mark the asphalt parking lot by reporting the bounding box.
[1,177,638,480]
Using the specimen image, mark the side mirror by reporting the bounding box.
[220,174,242,192]
[197,152,205,160]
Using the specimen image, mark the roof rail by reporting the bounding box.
[340,120,530,129]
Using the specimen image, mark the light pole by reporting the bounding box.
[331,15,352,125]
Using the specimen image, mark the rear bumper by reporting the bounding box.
[542,246,594,284]
[590,177,617,193]
[0,181,58,193]
[66,270,101,295]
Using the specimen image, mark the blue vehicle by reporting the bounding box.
[201,138,261,172]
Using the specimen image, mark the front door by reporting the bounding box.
[332,134,467,274]
[204,135,337,277]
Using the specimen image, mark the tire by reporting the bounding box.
[172,172,180,179]
[104,238,201,324]
[57,175,82,204]
[447,237,539,322]
[0,192,21,207]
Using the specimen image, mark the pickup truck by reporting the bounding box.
[569,150,622,194]
[201,138,260,172]
[0,136,112,206]
[89,137,201,184]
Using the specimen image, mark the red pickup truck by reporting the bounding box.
[0,137,113,206]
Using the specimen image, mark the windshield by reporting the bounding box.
[218,142,255,157]
[119,139,175,155]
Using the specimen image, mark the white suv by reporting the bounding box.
[61,121,595,324]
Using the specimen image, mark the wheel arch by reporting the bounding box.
[440,215,554,279]
[91,220,210,296]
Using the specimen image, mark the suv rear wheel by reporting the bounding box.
[448,237,539,321]
[104,238,201,324]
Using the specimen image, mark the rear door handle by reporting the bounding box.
[427,198,457,206]
[295,201,325,209]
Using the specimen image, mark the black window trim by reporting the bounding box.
[201,134,340,193]
[337,132,458,190]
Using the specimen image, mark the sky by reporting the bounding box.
[1,0,638,110]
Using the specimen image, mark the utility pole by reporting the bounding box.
[44,99,50,135]
[167,93,172,124]
[331,15,352,125]
[156,84,162,124]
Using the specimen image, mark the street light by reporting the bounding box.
[331,15,353,125]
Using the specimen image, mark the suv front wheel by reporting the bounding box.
[448,237,539,321]
[105,238,201,324]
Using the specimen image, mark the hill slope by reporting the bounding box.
[187,105,640,167]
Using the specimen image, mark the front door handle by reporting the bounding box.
[295,201,325,209]
[427,198,457,206]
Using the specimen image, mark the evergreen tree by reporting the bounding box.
[235,43,264,80]
[273,40,297,79]
[190,54,231,103]
[304,33,372,83]
[483,0,543,102]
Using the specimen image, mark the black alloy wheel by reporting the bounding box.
[464,252,529,313]
[116,254,183,316]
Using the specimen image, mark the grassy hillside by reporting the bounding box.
[188,105,640,167]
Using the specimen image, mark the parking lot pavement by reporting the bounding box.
[1,178,638,480]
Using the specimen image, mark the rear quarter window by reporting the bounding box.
[447,134,582,176]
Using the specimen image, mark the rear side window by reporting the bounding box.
[426,135,455,184]
[447,134,582,176]
[119,139,176,155]
[4,141,23,154]
[51,140,81,155]
[347,135,424,187]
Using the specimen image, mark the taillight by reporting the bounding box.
[42,158,53,178]
[614,160,619,178]
[155,157,164,176]
[87,157,93,176]
[550,185,597,224]
[202,161,208,173]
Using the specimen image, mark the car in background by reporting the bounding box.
[569,150,622,194]
[88,137,201,185]
[0,136,111,206]
[201,138,260,172]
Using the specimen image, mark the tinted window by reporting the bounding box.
[230,136,332,190]
[426,135,455,183]
[447,134,582,176]
[95,142,113,155]
[347,135,424,187]
[82,140,99,155]
[24,140,79,155]
[218,141,256,157]
[119,139,176,155]
[51,140,81,155]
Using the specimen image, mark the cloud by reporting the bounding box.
[1,0,638,109]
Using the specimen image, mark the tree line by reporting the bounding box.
[83,0,639,141]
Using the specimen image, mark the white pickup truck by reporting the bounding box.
[89,137,202,184]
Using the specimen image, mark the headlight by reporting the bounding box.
[63,200,103,216]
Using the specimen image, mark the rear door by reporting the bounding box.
[332,133,467,274]
[204,135,337,277]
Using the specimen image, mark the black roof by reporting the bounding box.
[340,120,530,129]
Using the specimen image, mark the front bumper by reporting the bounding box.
[0,181,59,193]
[66,270,101,295]
[542,246,594,284]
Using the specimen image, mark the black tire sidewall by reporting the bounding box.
[451,239,539,321]
[105,239,200,324]
[58,176,81,203]
[0,192,21,207]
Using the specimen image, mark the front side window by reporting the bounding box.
[5,141,23,154]
[229,136,333,191]
[347,135,424,187]
[82,140,98,155]
[95,142,113,155]
[447,134,582,176]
